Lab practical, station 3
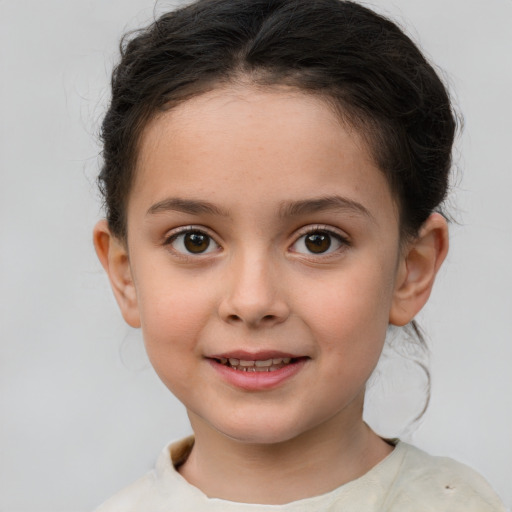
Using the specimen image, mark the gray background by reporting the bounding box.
[1,0,511,510]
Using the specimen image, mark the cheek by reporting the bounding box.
[135,273,214,371]
[295,264,395,365]
[305,294,388,407]
[302,272,392,329]
[138,267,212,327]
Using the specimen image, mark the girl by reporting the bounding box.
[93,0,506,509]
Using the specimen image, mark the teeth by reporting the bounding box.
[255,359,273,367]
[217,356,296,371]
[271,358,291,365]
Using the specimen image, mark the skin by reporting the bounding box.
[94,85,448,504]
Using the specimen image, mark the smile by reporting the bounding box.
[207,353,308,391]
[215,357,294,372]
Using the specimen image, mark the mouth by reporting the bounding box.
[206,351,309,390]
[211,356,304,372]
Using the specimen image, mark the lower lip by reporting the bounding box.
[207,358,308,391]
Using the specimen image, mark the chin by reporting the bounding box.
[211,416,316,446]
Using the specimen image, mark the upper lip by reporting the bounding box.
[208,350,303,361]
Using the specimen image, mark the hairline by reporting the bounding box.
[116,76,403,241]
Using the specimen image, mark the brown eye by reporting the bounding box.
[168,229,219,255]
[291,229,347,256]
[304,232,331,253]
[183,232,210,253]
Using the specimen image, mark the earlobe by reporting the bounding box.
[93,220,141,328]
[389,213,449,326]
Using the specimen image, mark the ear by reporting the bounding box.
[389,213,449,326]
[93,219,141,328]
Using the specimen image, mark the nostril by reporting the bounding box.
[225,313,279,325]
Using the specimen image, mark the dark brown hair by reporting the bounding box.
[99,0,456,241]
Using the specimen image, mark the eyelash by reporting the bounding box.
[290,225,351,257]
[164,226,221,258]
[163,225,350,258]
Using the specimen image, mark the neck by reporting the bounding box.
[179,400,393,504]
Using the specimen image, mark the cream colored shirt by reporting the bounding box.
[94,437,506,511]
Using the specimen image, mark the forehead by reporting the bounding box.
[138,85,369,162]
[131,86,397,223]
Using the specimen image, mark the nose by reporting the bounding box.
[218,251,290,328]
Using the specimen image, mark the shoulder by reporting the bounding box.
[93,437,195,512]
[93,471,159,512]
[384,442,506,512]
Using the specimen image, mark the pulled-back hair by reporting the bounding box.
[99,0,456,242]
[98,0,458,423]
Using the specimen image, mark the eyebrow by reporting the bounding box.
[278,195,374,221]
[146,195,373,221]
[147,197,228,216]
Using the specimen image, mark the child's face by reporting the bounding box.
[120,86,407,444]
